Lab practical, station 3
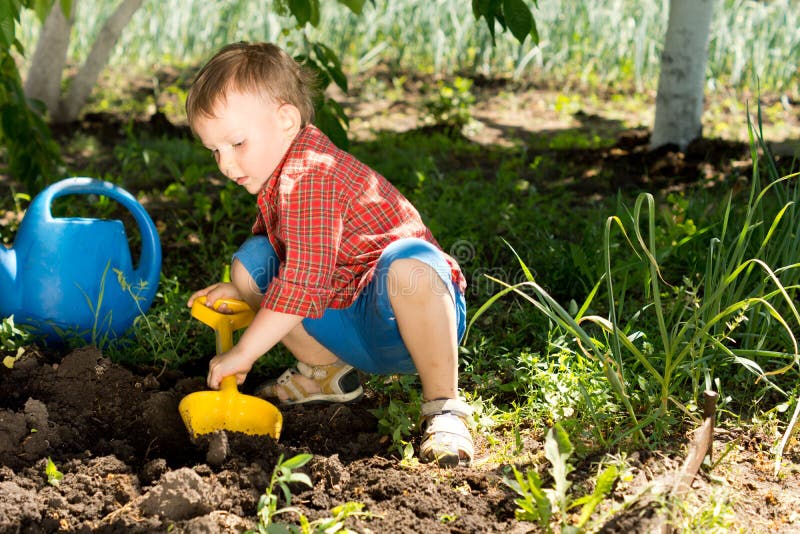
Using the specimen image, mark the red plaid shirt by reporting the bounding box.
[252,125,466,318]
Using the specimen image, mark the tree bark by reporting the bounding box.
[52,0,144,123]
[650,0,714,151]
[23,1,75,114]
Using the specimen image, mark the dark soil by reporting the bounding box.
[2,346,800,532]
[0,346,520,532]
[2,76,800,532]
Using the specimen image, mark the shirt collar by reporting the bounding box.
[256,125,311,206]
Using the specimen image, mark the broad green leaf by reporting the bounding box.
[316,101,349,150]
[309,0,320,27]
[472,0,490,19]
[529,12,539,43]
[332,501,365,515]
[573,465,619,526]
[281,453,312,469]
[59,0,73,19]
[472,0,501,44]
[594,464,619,495]
[506,466,551,524]
[32,0,52,21]
[336,0,365,14]
[544,423,574,511]
[0,0,16,50]
[525,469,551,524]
[287,0,311,26]
[288,472,312,487]
[503,0,533,43]
[312,42,347,92]
[325,97,349,127]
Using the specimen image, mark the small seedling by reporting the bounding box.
[439,513,458,524]
[45,457,64,487]
[249,453,371,533]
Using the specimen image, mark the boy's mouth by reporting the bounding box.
[235,176,249,186]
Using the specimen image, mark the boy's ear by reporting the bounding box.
[278,103,302,136]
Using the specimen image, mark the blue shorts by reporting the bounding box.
[232,236,466,375]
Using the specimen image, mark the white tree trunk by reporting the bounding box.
[650,0,714,151]
[53,0,145,123]
[23,1,75,114]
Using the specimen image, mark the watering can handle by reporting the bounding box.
[28,177,162,294]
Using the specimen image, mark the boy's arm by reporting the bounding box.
[207,308,304,389]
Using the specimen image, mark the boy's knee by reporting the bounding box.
[388,259,448,301]
[231,259,263,308]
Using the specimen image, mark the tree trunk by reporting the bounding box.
[23,1,75,114]
[52,0,144,123]
[650,0,714,151]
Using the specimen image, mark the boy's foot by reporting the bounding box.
[254,361,363,405]
[419,398,474,467]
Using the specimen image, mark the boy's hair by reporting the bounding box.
[186,42,317,129]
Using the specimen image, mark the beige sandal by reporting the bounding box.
[254,361,363,405]
[419,398,474,467]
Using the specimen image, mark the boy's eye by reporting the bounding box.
[233,141,244,148]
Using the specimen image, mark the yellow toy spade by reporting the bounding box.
[179,296,282,439]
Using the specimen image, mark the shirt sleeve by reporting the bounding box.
[261,167,343,318]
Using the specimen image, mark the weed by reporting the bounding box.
[670,486,735,532]
[421,77,475,133]
[0,315,30,368]
[106,274,214,368]
[0,190,29,244]
[370,390,421,462]
[249,453,371,533]
[503,423,618,533]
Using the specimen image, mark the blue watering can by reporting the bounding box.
[0,177,162,344]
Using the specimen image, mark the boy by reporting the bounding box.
[185,42,473,467]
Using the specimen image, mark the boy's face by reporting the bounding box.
[193,90,300,195]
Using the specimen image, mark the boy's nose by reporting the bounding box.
[217,148,236,177]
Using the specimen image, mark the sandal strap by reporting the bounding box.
[255,361,362,405]
[423,412,468,435]
[419,412,474,467]
[276,368,309,399]
[296,360,357,395]
[296,361,342,381]
[421,398,473,419]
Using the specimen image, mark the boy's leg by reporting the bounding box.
[230,258,267,311]
[258,322,361,403]
[381,245,473,467]
[231,237,356,402]
[387,258,459,401]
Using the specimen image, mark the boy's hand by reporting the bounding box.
[207,348,253,389]
[187,282,242,311]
